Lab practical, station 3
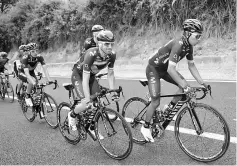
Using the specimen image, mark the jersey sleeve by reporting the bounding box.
[38,56,46,65]
[108,53,116,69]
[83,50,96,73]
[84,38,92,51]
[21,55,29,68]
[186,46,194,61]
[169,42,182,64]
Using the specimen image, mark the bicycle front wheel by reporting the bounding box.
[104,101,119,122]
[95,108,133,160]
[57,102,80,145]
[122,97,148,144]
[175,103,230,162]
[5,82,14,103]
[42,93,58,129]
[22,95,36,122]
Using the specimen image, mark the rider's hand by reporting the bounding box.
[201,83,209,90]
[111,92,119,102]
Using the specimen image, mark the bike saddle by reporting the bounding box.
[139,79,148,87]
[62,83,74,91]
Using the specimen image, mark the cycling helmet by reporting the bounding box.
[183,19,203,33]
[0,52,7,58]
[27,42,38,50]
[91,25,104,32]
[19,45,29,52]
[97,30,115,42]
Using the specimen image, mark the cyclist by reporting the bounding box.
[141,19,209,142]
[12,45,30,98]
[0,52,10,92]
[68,30,118,138]
[18,42,52,107]
[80,25,104,57]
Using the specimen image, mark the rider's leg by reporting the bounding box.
[162,71,187,111]
[141,65,161,142]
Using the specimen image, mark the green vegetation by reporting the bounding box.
[0,0,236,62]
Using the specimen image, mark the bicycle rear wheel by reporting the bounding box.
[42,93,58,129]
[122,97,148,144]
[95,108,133,160]
[5,82,14,103]
[175,103,230,162]
[57,102,80,145]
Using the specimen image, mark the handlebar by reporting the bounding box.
[95,73,108,79]
[90,86,123,101]
[36,80,58,90]
[178,85,212,103]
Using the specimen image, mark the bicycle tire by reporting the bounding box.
[122,97,148,144]
[5,82,14,103]
[42,93,58,129]
[22,94,36,122]
[175,103,230,162]
[57,102,81,145]
[95,108,133,160]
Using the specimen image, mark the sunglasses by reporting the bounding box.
[103,42,114,47]
[192,33,202,40]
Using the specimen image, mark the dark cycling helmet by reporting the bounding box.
[91,25,104,32]
[97,30,115,42]
[0,52,8,58]
[183,19,203,33]
[27,42,38,50]
[19,45,29,52]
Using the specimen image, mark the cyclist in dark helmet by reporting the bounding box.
[141,19,209,142]
[69,30,118,138]
[19,42,52,107]
[79,25,104,57]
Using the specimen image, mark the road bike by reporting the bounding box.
[57,86,133,160]
[122,79,230,162]
[21,80,59,129]
[0,72,15,102]
[62,73,119,122]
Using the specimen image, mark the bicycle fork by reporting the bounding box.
[187,102,203,135]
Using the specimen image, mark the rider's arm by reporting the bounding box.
[82,51,95,101]
[4,60,11,73]
[39,56,51,82]
[167,44,188,89]
[24,68,35,85]
[187,60,205,85]
[107,53,116,90]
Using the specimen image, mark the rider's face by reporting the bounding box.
[30,49,38,57]
[99,41,114,54]
[188,32,202,46]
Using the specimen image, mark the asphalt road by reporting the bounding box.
[0,76,236,165]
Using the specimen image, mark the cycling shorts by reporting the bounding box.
[71,69,100,100]
[146,64,184,100]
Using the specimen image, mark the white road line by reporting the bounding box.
[8,96,237,144]
[48,75,237,83]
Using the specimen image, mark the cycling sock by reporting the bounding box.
[144,121,150,128]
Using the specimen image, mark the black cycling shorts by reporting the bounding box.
[71,69,100,100]
[18,70,37,83]
[146,64,184,100]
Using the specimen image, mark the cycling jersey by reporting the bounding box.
[148,37,194,71]
[0,58,9,73]
[20,54,45,72]
[146,37,192,100]
[73,47,116,76]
